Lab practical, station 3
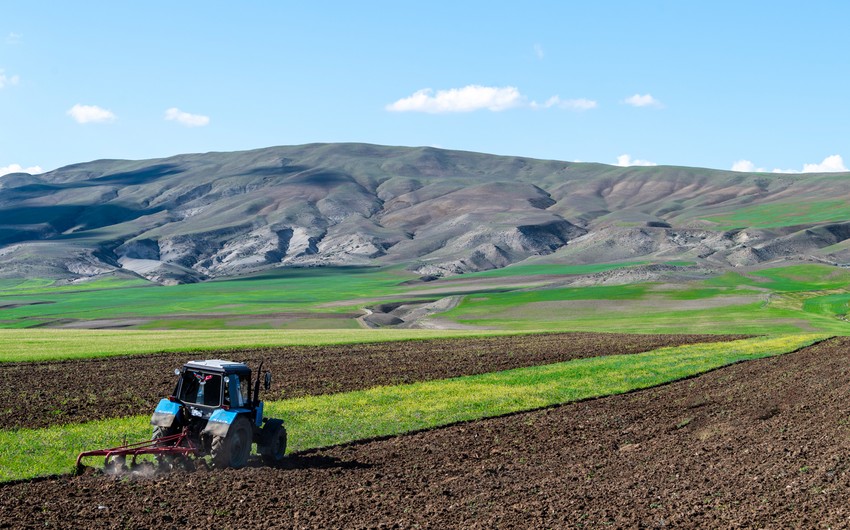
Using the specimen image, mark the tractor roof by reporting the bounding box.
[183,359,251,374]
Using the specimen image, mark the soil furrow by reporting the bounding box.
[0,332,746,430]
[1,337,847,527]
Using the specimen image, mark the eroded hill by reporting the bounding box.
[2,143,850,284]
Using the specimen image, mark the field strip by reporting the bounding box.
[0,329,537,363]
[2,332,746,430]
[0,334,824,482]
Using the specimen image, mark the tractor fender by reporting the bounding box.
[150,398,181,428]
[255,402,264,427]
[202,408,243,438]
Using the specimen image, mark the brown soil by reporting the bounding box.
[2,337,849,528]
[0,332,745,430]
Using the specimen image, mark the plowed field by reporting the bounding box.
[2,337,849,528]
[0,332,745,430]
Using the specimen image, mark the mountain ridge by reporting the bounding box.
[2,142,850,285]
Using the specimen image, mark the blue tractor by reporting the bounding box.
[77,359,287,472]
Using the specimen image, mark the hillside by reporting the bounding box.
[2,143,850,285]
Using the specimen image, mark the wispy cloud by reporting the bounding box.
[533,43,544,60]
[623,93,663,108]
[6,32,22,45]
[0,163,43,177]
[616,154,657,167]
[531,96,597,111]
[731,155,847,174]
[164,107,210,127]
[387,85,597,113]
[67,104,116,124]
[0,69,20,89]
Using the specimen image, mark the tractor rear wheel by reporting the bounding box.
[211,416,252,469]
[152,425,180,470]
[152,425,178,443]
[259,420,287,465]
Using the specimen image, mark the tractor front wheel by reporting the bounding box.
[259,420,287,465]
[211,417,252,469]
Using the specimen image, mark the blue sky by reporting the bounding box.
[1,1,848,175]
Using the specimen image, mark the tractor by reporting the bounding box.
[76,359,287,473]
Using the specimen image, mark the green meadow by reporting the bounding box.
[704,200,850,230]
[443,264,850,335]
[0,266,416,329]
[0,334,821,482]
[0,329,528,363]
[2,262,850,338]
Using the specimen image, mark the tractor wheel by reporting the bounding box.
[259,421,287,465]
[152,425,178,443]
[211,416,253,469]
[152,425,180,470]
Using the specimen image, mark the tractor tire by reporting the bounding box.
[152,425,180,470]
[259,420,287,465]
[211,416,253,469]
[152,425,178,443]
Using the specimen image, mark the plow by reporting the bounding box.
[76,359,287,474]
[76,427,199,474]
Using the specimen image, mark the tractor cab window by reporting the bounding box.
[225,374,250,407]
[179,371,222,407]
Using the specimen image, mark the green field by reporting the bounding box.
[0,266,416,329]
[0,334,821,482]
[0,329,529,363]
[2,262,850,338]
[442,264,850,335]
[704,200,850,230]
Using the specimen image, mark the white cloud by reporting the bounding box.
[0,163,43,177]
[731,160,763,172]
[67,104,116,124]
[803,154,847,173]
[730,154,847,174]
[0,69,20,89]
[164,107,210,127]
[387,85,597,114]
[623,93,663,108]
[6,32,22,45]
[616,154,657,167]
[387,85,524,113]
[534,43,544,59]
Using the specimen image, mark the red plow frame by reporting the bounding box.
[75,430,199,474]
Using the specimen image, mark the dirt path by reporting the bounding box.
[2,337,848,528]
[0,332,746,430]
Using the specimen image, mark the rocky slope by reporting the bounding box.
[2,143,850,284]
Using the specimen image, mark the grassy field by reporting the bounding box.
[2,263,849,337]
[0,266,417,329]
[0,329,530,363]
[704,200,850,230]
[442,264,850,335]
[0,277,150,295]
[0,334,822,482]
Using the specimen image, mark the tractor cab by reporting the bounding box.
[175,360,253,417]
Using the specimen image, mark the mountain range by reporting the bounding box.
[2,142,850,285]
